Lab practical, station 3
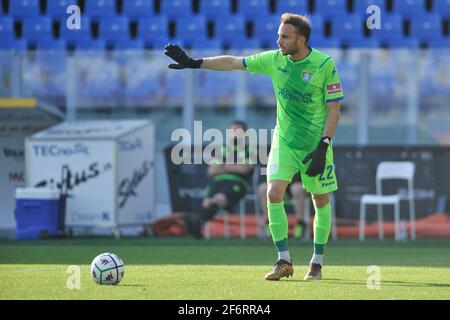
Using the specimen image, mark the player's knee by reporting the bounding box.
[267,184,285,203]
[312,193,330,209]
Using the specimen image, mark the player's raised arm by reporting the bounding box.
[164,44,245,71]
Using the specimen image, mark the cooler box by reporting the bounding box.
[15,188,61,240]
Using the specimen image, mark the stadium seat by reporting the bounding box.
[252,15,279,47]
[160,0,192,20]
[309,14,325,38]
[275,0,309,15]
[331,14,364,42]
[124,58,162,100]
[393,0,426,16]
[409,14,443,42]
[74,39,106,50]
[426,38,450,48]
[46,0,79,19]
[433,0,450,18]
[122,0,155,20]
[343,37,380,48]
[369,14,403,43]
[9,0,40,19]
[36,39,66,49]
[113,39,145,50]
[226,37,261,50]
[99,17,130,44]
[137,16,169,45]
[352,0,386,15]
[237,0,270,18]
[315,0,348,19]
[310,36,340,48]
[60,17,92,46]
[385,38,420,48]
[214,16,246,42]
[176,16,208,42]
[189,39,223,50]
[0,17,14,38]
[22,17,53,45]
[200,0,232,19]
[84,0,116,20]
[0,37,27,51]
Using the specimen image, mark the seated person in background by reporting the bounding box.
[185,120,254,239]
[258,173,307,239]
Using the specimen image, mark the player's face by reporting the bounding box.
[277,23,302,56]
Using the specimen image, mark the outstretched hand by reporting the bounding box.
[164,43,203,69]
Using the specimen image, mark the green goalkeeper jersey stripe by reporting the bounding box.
[244,48,344,151]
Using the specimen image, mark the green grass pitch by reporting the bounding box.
[0,238,449,300]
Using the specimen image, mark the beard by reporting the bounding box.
[280,47,298,56]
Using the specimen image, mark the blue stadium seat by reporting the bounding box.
[426,38,450,48]
[409,14,443,42]
[238,0,270,18]
[147,38,171,50]
[160,0,192,20]
[46,0,79,19]
[343,37,380,48]
[200,0,232,19]
[0,37,27,51]
[370,14,403,43]
[36,39,66,49]
[315,0,348,19]
[393,0,426,16]
[0,17,14,38]
[113,39,145,50]
[9,0,40,19]
[60,17,92,46]
[176,16,207,42]
[99,17,130,44]
[331,14,364,41]
[353,0,386,15]
[79,60,120,100]
[275,0,309,15]
[22,17,53,45]
[196,71,235,101]
[252,15,279,47]
[84,0,116,20]
[123,0,155,20]
[310,36,340,48]
[385,38,420,48]
[137,17,169,45]
[433,0,450,18]
[309,15,325,38]
[75,39,106,50]
[227,37,261,50]
[189,39,223,50]
[215,16,246,42]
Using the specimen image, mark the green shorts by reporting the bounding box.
[267,136,338,195]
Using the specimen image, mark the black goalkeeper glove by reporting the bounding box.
[302,137,331,177]
[164,43,203,69]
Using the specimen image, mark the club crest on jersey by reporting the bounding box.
[301,71,313,83]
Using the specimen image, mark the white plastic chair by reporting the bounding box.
[359,161,416,241]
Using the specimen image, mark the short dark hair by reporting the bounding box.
[229,120,247,131]
[280,13,311,43]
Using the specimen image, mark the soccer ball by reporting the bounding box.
[90,253,125,285]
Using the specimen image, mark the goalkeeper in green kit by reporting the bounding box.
[165,13,343,281]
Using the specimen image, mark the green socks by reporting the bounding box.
[268,201,289,257]
[311,202,331,265]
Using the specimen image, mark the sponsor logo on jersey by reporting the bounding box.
[327,83,342,94]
